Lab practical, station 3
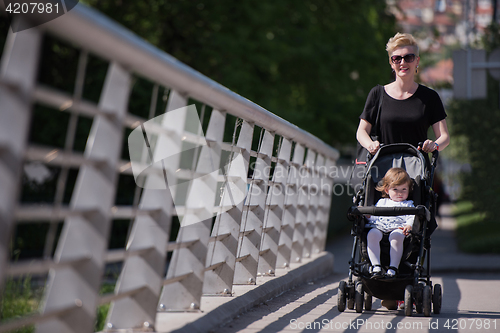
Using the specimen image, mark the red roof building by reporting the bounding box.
[387,0,497,86]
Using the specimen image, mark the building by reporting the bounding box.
[387,0,498,86]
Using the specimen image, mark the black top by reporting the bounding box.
[359,84,447,148]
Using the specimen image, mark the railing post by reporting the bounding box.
[309,154,324,254]
[276,143,304,268]
[257,137,292,276]
[234,129,274,284]
[159,108,226,311]
[314,157,336,253]
[203,120,254,295]
[0,19,42,299]
[37,63,131,333]
[301,149,317,259]
[104,91,187,331]
[290,145,310,263]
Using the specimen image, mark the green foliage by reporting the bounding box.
[1,277,116,333]
[447,89,500,218]
[94,283,116,332]
[12,224,50,259]
[453,201,500,253]
[82,0,397,146]
[447,23,500,253]
[38,35,79,95]
[1,277,39,333]
[478,22,500,52]
[95,303,110,332]
[452,200,474,217]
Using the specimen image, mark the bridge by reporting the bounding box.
[0,3,338,333]
[1,3,500,333]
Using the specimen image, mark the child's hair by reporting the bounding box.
[376,167,413,198]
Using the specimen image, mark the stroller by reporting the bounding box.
[339,143,442,316]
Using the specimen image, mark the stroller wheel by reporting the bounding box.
[337,281,347,312]
[355,281,364,313]
[433,284,442,314]
[423,285,432,317]
[415,283,424,314]
[347,286,355,311]
[404,285,413,316]
[364,293,373,311]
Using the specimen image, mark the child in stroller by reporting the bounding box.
[366,167,415,279]
[340,143,442,317]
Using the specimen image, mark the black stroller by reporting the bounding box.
[339,143,442,316]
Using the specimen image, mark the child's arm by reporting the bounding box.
[399,200,414,235]
[399,224,412,236]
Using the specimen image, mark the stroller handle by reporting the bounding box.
[417,141,439,187]
[417,141,439,164]
[348,205,431,222]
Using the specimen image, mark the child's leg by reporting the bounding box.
[367,228,383,266]
[388,229,405,268]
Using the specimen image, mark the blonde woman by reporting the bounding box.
[356,32,450,156]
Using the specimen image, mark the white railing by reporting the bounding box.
[0,3,339,333]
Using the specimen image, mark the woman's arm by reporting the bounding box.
[433,119,450,149]
[356,119,380,155]
[421,119,450,153]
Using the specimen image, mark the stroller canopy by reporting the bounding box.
[365,143,427,184]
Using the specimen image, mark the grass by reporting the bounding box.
[95,283,116,332]
[454,201,500,254]
[1,276,116,333]
[1,277,40,333]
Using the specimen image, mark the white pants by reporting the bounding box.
[367,228,405,268]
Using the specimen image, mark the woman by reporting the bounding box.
[356,32,450,310]
[356,32,450,155]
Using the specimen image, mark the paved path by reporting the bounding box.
[216,272,500,333]
[214,205,500,333]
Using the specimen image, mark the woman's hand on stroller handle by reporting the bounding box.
[368,140,381,155]
[418,140,439,153]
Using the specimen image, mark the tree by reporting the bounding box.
[82,0,397,147]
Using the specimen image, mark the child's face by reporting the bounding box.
[386,182,410,202]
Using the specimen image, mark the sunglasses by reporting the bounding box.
[390,54,416,64]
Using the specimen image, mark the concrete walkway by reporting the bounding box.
[155,204,500,332]
[156,252,334,333]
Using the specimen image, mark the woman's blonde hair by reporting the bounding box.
[386,32,419,57]
[376,167,413,198]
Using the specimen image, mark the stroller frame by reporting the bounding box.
[340,143,442,316]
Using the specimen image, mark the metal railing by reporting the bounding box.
[0,3,339,333]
